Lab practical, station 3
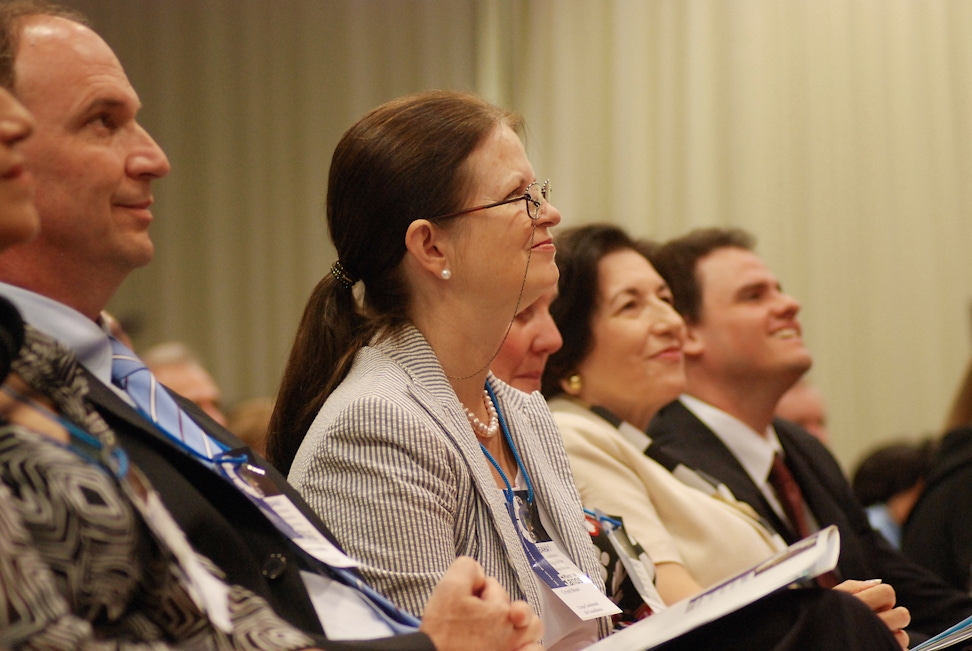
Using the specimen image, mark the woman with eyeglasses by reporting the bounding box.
[267,90,608,650]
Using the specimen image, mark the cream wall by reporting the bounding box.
[63,0,972,469]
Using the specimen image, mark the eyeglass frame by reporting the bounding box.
[429,179,551,222]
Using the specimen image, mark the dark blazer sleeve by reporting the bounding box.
[84,372,435,651]
[901,428,972,594]
[775,420,972,638]
[648,401,972,640]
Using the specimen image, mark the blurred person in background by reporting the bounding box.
[775,377,830,445]
[852,439,934,549]
[144,340,227,426]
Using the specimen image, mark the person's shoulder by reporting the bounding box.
[774,418,830,453]
[0,423,61,460]
[548,398,608,439]
[648,399,705,446]
[489,376,555,427]
[925,426,972,490]
[307,359,458,459]
[773,418,846,477]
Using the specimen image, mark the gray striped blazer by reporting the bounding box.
[288,325,607,635]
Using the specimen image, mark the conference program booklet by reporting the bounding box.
[910,613,972,651]
[586,525,841,651]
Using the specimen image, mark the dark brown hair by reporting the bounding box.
[266,90,522,474]
[647,227,755,325]
[851,439,936,507]
[0,0,88,91]
[541,223,644,399]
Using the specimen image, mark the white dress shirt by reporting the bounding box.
[679,394,821,534]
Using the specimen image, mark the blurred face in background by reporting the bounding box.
[775,379,830,444]
[492,288,562,393]
[0,86,37,250]
[149,360,227,427]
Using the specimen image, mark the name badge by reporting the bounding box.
[604,517,667,614]
[508,491,621,621]
[219,458,359,569]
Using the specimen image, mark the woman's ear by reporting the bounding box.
[404,219,450,280]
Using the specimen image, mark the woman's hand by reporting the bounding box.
[834,579,910,649]
[420,556,543,651]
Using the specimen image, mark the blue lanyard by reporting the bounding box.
[1,384,130,480]
[1,386,420,630]
[478,382,534,505]
[120,400,248,468]
[584,507,623,530]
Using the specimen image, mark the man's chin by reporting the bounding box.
[119,239,155,270]
[780,359,813,387]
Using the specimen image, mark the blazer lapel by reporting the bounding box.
[650,401,795,542]
[83,361,358,563]
[776,431,841,531]
[382,328,542,605]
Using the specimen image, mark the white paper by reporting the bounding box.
[300,571,398,641]
[140,491,232,632]
[259,494,360,568]
[586,525,842,651]
[533,541,621,620]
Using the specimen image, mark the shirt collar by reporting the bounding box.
[0,282,115,387]
[679,393,783,487]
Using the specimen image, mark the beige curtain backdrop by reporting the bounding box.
[62,0,972,469]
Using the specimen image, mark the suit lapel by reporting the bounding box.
[650,401,796,542]
[776,429,839,531]
[404,377,546,607]
[380,328,542,604]
[82,364,353,555]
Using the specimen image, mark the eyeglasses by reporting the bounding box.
[431,179,551,222]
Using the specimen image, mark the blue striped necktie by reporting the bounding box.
[108,336,420,630]
[109,336,226,461]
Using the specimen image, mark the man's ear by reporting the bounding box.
[404,219,450,279]
[682,322,704,358]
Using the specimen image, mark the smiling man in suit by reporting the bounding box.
[0,2,542,650]
[645,226,972,644]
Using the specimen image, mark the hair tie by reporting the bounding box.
[330,260,356,289]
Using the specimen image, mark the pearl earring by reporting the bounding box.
[566,374,582,393]
[441,268,452,280]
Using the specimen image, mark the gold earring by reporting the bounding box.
[566,374,582,393]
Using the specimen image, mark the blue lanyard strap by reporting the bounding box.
[584,507,623,530]
[479,382,534,505]
[1,384,129,480]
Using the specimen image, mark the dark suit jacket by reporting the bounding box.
[902,426,972,593]
[82,368,434,651]
[647,399,972,640]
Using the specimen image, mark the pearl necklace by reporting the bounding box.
[464,389,499,438]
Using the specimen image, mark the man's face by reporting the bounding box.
[687,247,812,389]
[13,16,170,276]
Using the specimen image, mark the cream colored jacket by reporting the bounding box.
[549,396,785,589]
